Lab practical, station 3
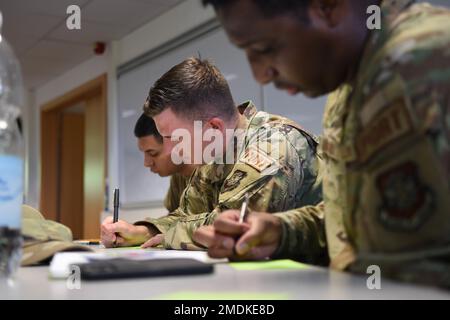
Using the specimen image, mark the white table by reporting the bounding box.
[1,257,449,300]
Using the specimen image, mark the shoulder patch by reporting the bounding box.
[222,170,248,193]
[240,145,276,172]
[376,161,433,231]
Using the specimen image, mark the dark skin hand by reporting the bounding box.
[193,210,283,260]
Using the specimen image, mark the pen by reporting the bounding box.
[239,193,249,224]
[113,188,120,223]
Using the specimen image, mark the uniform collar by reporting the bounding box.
[235,100,259,148]
[237,100,258,121]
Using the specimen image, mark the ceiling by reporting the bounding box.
[0,0,184,90]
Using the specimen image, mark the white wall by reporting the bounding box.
[26,0,214,223]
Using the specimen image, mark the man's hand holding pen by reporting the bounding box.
[100,217,157,248]
[193,195,283,260]
[101,188,162,248]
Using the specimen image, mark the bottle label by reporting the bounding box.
[0,155,23,229]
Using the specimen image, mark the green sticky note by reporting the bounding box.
[229,259,309,271]
[157,291,289,300]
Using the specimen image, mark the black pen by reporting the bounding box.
[113,188,120,223]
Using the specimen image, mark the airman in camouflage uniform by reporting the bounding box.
[272,0,450,287]
[199,0,450,287]
[102,58,322,250]
[139,101,323,249]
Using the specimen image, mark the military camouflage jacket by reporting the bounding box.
[275,0,450,286]
[163,173,190,213]
[141,101,323,249]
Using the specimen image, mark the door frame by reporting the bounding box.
[40,74,107,238]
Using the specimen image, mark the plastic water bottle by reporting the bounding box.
[0,11,25,278]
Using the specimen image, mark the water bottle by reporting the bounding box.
[0,11,25,278]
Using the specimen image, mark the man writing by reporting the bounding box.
[102,57,324,257]
[101,113,189,248]
[194,0,450,287]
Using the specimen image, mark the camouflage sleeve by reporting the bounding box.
[134,208,190,234]
[162,126,321,250]
[163,174,189,212]
[272,202,328,265]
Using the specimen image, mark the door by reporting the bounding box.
[40,75,107,239]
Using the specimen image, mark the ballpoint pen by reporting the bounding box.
[239,193,249,224]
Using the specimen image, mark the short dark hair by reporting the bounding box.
[134,113,162,142]
[202,0,310,19]
[143,57,236,122]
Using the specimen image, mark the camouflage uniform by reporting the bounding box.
[163,173,190,213]
[274,0,450,287]
[138,101,323,249]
